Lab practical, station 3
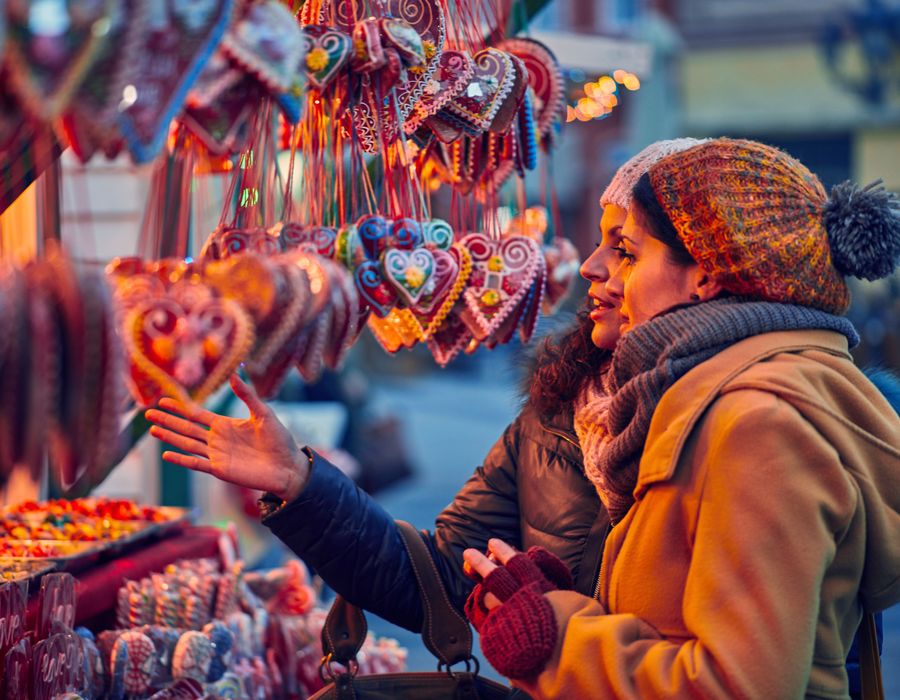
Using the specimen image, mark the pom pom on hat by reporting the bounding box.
[824,179,900,281]
[600,138,708,210]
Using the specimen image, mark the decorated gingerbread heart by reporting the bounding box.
[123,290,254,406]
[426,304,471,367]
[406,50,473,133]
[446,48,514,134]
[368,308,425,353]
[413,243,472,336]
[302,25,352,91]
[390,218,424,250]
[388,0,444,121]
[117,0,234,163]
[221,0,306,94]
[422,218,454,250]
[351,18,386,73]
[498,37,564,142]
[489,54,529,134]
[354,260,399,318]
[62,0,148,163]
[4,0,114,121]
[357,214,392,260]
[280,223,338,257]
[458,233,542,341]
[383,248,436,307]
[180,76,259,156]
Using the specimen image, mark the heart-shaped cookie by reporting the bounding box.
[489,54,528,134]
[280,223,338,257]
[117,0,234,163]
[413,243,472,335]
[368,308,425,353]
[321,259,360,369]
[459,233,542,341]
[387,0,445,121]
[383,248,436,307]
[351,18,386,73]
[405,50,473,134]
[423,218,454,250]
[446,48,514,133]
[354,260,398,318]
[498,37,564,141]
[426,305,471,367]
[380,18,425,67]
[180,76,259,156]
[62,0,148,163]
[302,25,353,91]
[5,0,113,121]
[358,214,392,260]
[335,224,368,269]
[221,0,306,94]
[542,235,580,313]
[391,218,425,250]
[124,292,254,406]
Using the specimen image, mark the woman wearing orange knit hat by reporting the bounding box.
[465,138,900,699]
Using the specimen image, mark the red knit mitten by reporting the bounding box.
[479,583,558,680]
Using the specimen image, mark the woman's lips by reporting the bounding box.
[589,298,616,321]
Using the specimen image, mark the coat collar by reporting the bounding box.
[634,329,852,494]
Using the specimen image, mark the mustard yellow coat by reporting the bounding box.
[517,330,900,699]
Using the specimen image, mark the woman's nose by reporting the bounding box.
[605,261,625,299]
[580,246,609,283]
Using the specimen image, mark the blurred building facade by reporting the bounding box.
[543,0,900,368]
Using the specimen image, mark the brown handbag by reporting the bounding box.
[308,520,513,700]
[860,612,884,700]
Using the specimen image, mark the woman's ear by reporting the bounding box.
[692,270,723,302]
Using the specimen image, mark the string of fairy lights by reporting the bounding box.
[566,69,641,122]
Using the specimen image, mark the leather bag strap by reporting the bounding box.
[860,612,884,700]
[321,521,474,668]
[396,520,474,667]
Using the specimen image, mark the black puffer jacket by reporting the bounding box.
[263,403,609,632]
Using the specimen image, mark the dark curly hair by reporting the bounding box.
[525,307,611,417]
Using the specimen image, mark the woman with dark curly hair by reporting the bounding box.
[144,139,706,631]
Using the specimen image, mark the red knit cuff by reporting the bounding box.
[464,583,491,632]
[525,547,574,591]
[480,583,558,680]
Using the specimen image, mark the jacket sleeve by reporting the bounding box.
[262,417,525,631]
[516,392,857,700]
[429,414,525,613]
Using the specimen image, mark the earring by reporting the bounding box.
[690,293,700,301]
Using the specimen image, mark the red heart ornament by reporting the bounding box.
[406,50,473,134]
[117,0,234,163]
[221,0,306,93]
[446,48,514,133]
[62,0,148,163]
[123,292,254,406]
[426,305,472,367]
[280,223,338,257]
[489,54,529,134]
[5,0,113,121]
[354,260,399,317]
[303,25,353,91]
[387,0,445,121]
[414,243,472,334]
[498,37,564,141]
[351,18,386,73]
[321,258,360,369]
[459,233,541,341]
[383,248,436,307]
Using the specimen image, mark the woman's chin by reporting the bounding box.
[591,326,619,351]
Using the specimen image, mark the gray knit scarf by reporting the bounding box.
[598,297,860,523]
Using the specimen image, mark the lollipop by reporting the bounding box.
[172,631,213,684]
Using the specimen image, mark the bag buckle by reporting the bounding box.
[318,652,360,683]
[437,655,480,678]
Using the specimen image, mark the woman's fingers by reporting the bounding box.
[145,409,210,442]
[230,374,268,418]
[464,548,498,579]
[157,397,217,428]
[487,538,518,565]
[149,426,210,458]
[161,450,213,474]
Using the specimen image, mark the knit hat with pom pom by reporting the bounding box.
[642,137,900,315]
[600,138,709,210]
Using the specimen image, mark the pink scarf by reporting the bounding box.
[572,379,615,510]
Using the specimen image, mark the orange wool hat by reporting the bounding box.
[645,138,866,314]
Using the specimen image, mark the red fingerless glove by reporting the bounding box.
[480,583,558,680]
[463,547,573,680]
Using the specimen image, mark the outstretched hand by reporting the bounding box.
[145,374,309,502]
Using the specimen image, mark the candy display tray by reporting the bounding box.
[0,559,57,587]
[0,540,106,573]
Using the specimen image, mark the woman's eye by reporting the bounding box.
[613,246,635,264]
